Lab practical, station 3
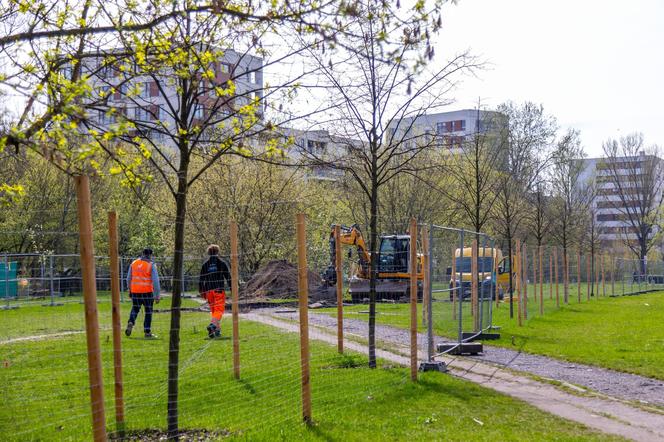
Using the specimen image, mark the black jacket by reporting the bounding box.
[198,256,231,293]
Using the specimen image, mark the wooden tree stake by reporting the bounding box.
[516,239,522,327]
[75,176,106,442]
[108,211,124,437]
[334,225,343,354]
[554,246,560,308]
[296,213,312,424]
[409,218,418,382]
[230,220,241,379]
[539,245,544,316]
[523,244,528,320]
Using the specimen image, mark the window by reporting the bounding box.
[193,104,205,119]
[453,120,466,131]
[98,110,111,125]
[247,71,257,83]
[219,63,230,74]
[99,63,114,78]
[61,65,73,79]
[134,107,150,121]
[139,82,151,99]
[436,122,445,135]
[378,238,410,273]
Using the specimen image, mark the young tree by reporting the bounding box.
[549,129,592,303]
[600,133,664,272]
[442,108,503,238]
[492,101,556,316]
[527,180,555,248]
[295,0,476,367]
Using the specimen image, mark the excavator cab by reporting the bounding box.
[378,235,411,274]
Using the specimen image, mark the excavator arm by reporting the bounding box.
[323,224,371,285]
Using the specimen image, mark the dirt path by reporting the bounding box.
[245,310,664,442]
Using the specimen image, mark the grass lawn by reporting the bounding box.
[0,297,621,441]
[323,285,664,380]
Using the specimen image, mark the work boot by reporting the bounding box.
[144,332,157,339]
[206,323,217,339]
[125,322,134,337]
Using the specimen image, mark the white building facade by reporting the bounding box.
[579,154,664,249]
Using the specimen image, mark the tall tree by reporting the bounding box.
[600,133,664,272]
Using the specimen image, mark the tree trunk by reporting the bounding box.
[368,177,378,369]
[167,160,189,440]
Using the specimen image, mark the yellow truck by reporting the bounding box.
[448,247,510,301]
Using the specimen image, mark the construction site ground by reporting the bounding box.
[245,308,664,442]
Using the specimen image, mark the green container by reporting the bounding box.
[0,261,18,298]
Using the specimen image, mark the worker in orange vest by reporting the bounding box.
[199,244,231,339]
[125,248,161,338]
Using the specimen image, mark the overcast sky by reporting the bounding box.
[434,0,664,157]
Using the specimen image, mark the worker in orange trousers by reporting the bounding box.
[199,244,231,338]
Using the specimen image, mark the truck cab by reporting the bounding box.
[449,247,510,300]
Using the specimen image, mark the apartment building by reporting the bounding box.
[579,153,664,248]
[74,48,263,145]
[386,109,506,152]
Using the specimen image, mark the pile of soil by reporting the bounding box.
[242,259,327,300]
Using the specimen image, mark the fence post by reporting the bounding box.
[564,248,569,304]
[611,256,616,296]
[523,244,528,320]
[230,220,241,379]
[576,249,581,303]
[3,254,11,310]
[532,248,537,307]
[421,225,429,329]
[548,248,553,300]
[108,211,125,437]
[457,230,464,342]
[333,225,344,354]
[296,213,312,424]
[539,245,543,316]
[75,176,106,442]
[586,253,591,300]
[119,258,124,303]
[49,255,54,304]
[516,239,522,327]
[409,218,418,382]
[601,254,606,296]
[451,247,457,320]
[494,246,500,308]
[554,246,560,307]
[471,239,478,330]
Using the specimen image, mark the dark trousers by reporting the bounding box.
[128,293,154,333]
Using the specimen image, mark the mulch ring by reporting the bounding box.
[110,428,230,441]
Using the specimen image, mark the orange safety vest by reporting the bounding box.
[130,259,154,294]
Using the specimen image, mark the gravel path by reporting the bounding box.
[247,311,664,442]
[266,308,664,409]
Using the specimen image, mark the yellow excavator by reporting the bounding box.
[323,224,423,303]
